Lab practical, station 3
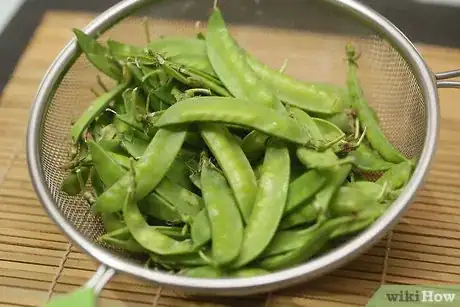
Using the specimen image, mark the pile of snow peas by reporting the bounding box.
[61,6,415,278]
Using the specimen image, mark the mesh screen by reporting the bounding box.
[38,1,427,265]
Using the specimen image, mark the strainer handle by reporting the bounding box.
[43,265,115,307]
[435,69,460,89]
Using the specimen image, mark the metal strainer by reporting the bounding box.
[26,0,460,300]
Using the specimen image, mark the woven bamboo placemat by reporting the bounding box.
[1,10,460,307]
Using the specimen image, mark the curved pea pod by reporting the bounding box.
[106,39,146,59]
[88,140,125,188]
[279,203,318,230]
[154,97,310,146]
[314,118,346,151]
[232,139,290,268]
[346,44,407,163]
[98,227,146,253]
[290,107,350,169]
[200,123,257,223]
[71,82,129,143]
[155,177,203,220]
[92,126,187,213]
[121,135,149,159]
[260,224,319,259]
[316,111,353,134]
[150,226,189,241]
[61,166,91,196]
[123,172,196,256]
[100,212,125,233]
[206,8,285,112]
[200,160,244,266]
[351,142,395,172]
[244,53,346,114]
[376,160,414,190]
[90,168,105,196]
[284,170,327,214]
[150,252,207,269]
[189,172,202,190]
[259,216,353,270]
[228,268,270,278]
[72,29,122,80]
[329,182,385,217]
[282,164,352,228]
[139,193,182,223]
[241,131,269,162]
[190,209,212,248]
[329,208,385,240]
[181,266,224,278]
[147,37,216,76]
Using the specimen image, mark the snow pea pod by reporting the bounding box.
[284,169,327,214]
[190,209,212,248]
[93,126,187,213]
[346,44,407,163]
[155,177,203,220]
[260,216,353,270]
[123,164,196,255]
[150,252,207,269]
[329,182,385,216]
[291,108,349,168]
[206,7,285,112]
[139,192,182,223]
[232,139,290,268]
[200,159,244,266]
[351,142,395,172]
[98,227,146,253]
[182,266,224,278]
[154,97,310,146]
[71,82,128,143]
[200,123,257,223]
[147,37,216,76]
[279,202,318,230]
[376,160,414,190]
[73,29,122,80]
[61,166,90,196]
[281,164,352,228]
[90,138,182,222]
[260,224,319,259]
[241,131,269,162]
[244,52,346,114]
[100,212,125,233]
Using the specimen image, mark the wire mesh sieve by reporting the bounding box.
[28,0,449,297]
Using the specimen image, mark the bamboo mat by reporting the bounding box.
[1,10,460,307]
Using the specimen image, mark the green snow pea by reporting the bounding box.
[92,126,187,213]
[200,159,244,266]
[71,82,128,143]
[154,97,310,146]
[200,123,257,223]
[232,139,290,268]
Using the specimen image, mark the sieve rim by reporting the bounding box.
[26,0,439,294]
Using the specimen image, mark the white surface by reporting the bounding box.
[0,0,25,34]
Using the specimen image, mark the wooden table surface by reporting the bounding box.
[0,10,460,307]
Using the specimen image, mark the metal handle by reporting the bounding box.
[44,265,116,307]
[435,69,460,89]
